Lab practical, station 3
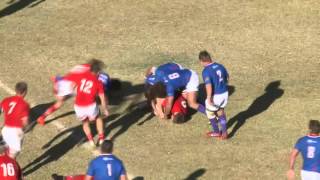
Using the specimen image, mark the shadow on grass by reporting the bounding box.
[227,80,284,138]
[0,0,46,18]
[132,176,145,180]
[22,124,86,176]
[45,111,75,125]
[24,101,55,133]
[184,168,206,180]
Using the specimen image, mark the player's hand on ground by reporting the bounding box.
[286,169,295,180]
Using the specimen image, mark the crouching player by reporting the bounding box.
[72,62,109,147]
[199,50,229,139]
[0,82,29,158]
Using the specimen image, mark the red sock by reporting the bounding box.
[99,134,105,140]
[44,105,58,117]
[86,134,93,141]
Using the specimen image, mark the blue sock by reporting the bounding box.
[210,118,220,133]
[197,104,206,115]
[219,114,227,133]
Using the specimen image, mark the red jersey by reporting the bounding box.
[0,154,22,180]
[73,72,104,106]
[162,95,187,115]
[0,96,29,128]
[64,64,91,81]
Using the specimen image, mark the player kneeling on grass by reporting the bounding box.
[72,62,109,147]
[0,143,22,180]
[85,140,127,180]
[199,50,229,139]
[0,82,29,159]
[287,120,320,180]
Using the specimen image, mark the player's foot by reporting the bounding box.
[98,139,104,146]
[37,116,46,126]
[220,132,228,140]
[89,140,96,147]
[206,131,221,138]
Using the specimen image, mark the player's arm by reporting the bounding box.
[21,104,30,128]
[164,96,174,116]
[84,175,93,180]
[287,148,299,180]
[98,81,109,117]
[120,174,128,180]
[203,70,213,105]
[155,98,166,119]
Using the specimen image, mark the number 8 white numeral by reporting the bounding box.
[307,146,316,158]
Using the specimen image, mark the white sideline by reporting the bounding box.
[0,79,134,179]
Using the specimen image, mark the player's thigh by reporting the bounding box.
[301,170,320,180]
[213,91,228,108]
[1,127,23,151]
[56,80,74,97]
[74,103,99,121]
[185,70,199,93]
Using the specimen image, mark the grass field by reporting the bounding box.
[0,0,320,179]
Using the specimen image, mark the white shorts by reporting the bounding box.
[56,80,74,97]
[74,103,99,121]
[213,91,228,108]
[1,126,24,153]
[185,70,199,92]
[301,170,320,180]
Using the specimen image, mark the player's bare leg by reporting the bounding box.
[95,117,105,146]
[82,120,95,147]
[217,109,228,139]
[186,91,206,115]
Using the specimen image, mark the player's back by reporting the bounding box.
[0,154,21,180]
[163,69,192,96]
[74,72,104,106]
[88,154,125,180]
[202,62,228,94]
[155,62,183,78]
[0,96,29,128]
[296,135,320,172]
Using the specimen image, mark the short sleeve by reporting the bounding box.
[202,69,211,85]
[166,85,175,97]
[294,138,303,151]
[97,81,105,94]
[21,102,30,118]
[86,160,95,176]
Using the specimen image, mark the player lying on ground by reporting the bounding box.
[287,120,320,180]
[145,62,207,117]
[70,61,109,146]
[0,143,22,180]
[85,140,127,180]
[0,82,29,159]
[199,50,229,139]
[145,77,187,123]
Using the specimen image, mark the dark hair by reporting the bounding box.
[149,82,167,99]
[101,140,113,154]
[309,120,320,134]
[89,59,105,73]
[15,82,28,94]
[172,113,185,124]
[0,144,6,154]
[199,50,212,62]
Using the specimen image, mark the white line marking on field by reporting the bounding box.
[0,79,135,179]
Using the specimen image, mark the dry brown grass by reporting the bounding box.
[0,0,320,179]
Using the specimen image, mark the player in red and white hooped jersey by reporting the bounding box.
[36,61,96,125]
[70,61,109,147]
[0,144,22,180]
[0,82,29,159]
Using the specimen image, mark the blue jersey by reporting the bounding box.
[98,72,111,90]
[295,135,320,173]
[160,69,192,97]
[202,62,229,95]
[87,154,126,180]
[155,62,183,80]
[145,75,160,85]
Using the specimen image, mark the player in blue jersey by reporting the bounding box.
[85,140,127,180]
[287,120,320,180]
[199,50,229,139]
